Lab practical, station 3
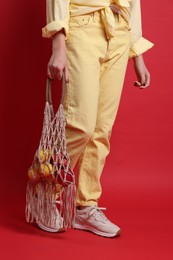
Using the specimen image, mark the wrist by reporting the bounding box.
[52,30,66,51]
[133,55,143,64]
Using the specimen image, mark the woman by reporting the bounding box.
[40,0,153,237]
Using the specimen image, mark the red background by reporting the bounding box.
[0,1,173,259]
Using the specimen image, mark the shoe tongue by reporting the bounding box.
[95,211,108,222]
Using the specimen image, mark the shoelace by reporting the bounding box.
[89,206,108,222]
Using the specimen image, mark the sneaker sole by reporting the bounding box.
[33,197,65,233]
[73,223,121,238]
[37,221,60,232]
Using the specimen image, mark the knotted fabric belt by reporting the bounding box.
[70,0,131,39]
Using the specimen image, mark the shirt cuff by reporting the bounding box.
[129,37,154,59]
[42,20,69,39]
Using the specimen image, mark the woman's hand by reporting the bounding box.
[47,30,69,83]
[109,4,121,14]
[133,55,150,89]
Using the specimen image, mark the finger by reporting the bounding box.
[144,72,150,88]
[140,79,149,89]
[64,64,69,83]
[47,65,53,79]
[134,81,141,87]
[140,83,146,89]
[47,72,52,79]
[58,68,63,80]
[139,74,146,89]
[141,74,146,85]
[109,5,121,14]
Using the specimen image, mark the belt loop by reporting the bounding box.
[93,11,97,23]
[118,13,121,23]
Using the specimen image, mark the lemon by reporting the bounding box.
[40,163,53,177]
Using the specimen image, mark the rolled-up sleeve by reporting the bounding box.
[129,0,154,58]
[42,0,70,38]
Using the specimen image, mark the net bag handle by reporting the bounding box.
[46,77,53,105]
[46,76,66,106]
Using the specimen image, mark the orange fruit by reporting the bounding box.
[39,149,50,163]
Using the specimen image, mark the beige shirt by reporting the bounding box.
[42,0,154,58]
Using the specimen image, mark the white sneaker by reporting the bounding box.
[73,206,121,238]
[33,197,64,233]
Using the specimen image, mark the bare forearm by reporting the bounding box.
[52,30,66,52]
[47,30,68,82]
[133,54,144,64]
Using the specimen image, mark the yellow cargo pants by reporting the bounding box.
[62,11,131,206]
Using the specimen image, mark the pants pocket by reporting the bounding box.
[69,15,91,30]
[118,14,131,31]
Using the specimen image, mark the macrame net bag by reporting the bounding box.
[25,78,76,231]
